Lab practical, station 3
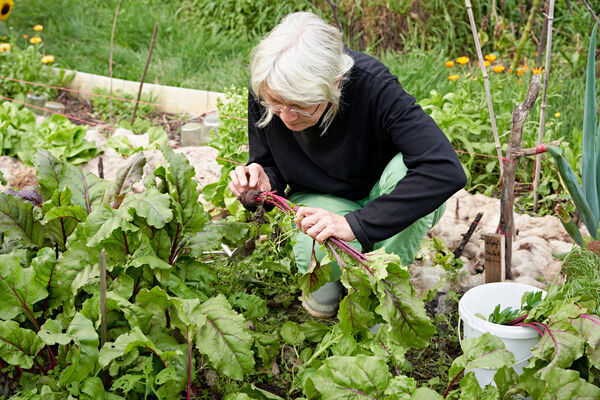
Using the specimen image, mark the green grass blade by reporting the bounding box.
[548,146,598,239]
[582,24,599,223]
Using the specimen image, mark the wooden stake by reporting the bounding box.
[498,74,542,279]
[483,233,505,283]
[453,212,484,259]
[510,0,542,71]
[465,0,504,175]
[131,23,159,125]
[100,249,107,347]
[533,0,555,213]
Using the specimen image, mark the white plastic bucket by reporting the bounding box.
[458,282,545,388]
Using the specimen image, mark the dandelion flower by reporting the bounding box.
[555,112,560,118]
[33,25,44,31]
[484,54,497,62]
[533,67,542,75]
[445,60,455,67]
[448,74,460,81]
[0,42,11,52]
[40,55,55,64]
[30,36,42,44]
[456,56,469,65]
[493,65,506,73]
[0,0,13,21]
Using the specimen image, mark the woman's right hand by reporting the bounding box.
[228,163,272,197]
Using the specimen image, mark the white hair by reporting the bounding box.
[250,12,354,131]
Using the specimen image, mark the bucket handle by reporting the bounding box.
[458,318,533,367]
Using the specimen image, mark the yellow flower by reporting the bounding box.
[456,56,469,65]
[445,60,455,67]
[448,74,460,81]
[484,54,497,62]
[493,65,506,73]
[533,67,542,75]
[0,0,13,21]
[33,25,44,32]
[0,42,11,52]
[517,69,523,76]
[30,36,42,44]
[40,55,55,64]
[555,112,560,118]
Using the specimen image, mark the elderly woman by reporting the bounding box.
[229,12,466,317]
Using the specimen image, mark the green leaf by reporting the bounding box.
[106,152,146,207]
[119,187,173,229]
[548,146,598,240]
[311,355,392,399]
[299,320,329,343]
[0,320,45,369]
[458,372,500,400]
[99,326,163,367]
[195,295,255,380]
[338,289,375,333]
[162,145,207,233]
[410,387,444,400]
[110,374,143,395]
[0,193,44,249]
[81,377,105,399]
[34,149,64,201]
[60,162,109,214]
[42,187,87,249]
[154,365,179,386]
[298,262,331,296]
[536,367,600,399]
[38,319,71,346]
[532,319,584,377]
[84,206,139,248]
[127,235,172,271]
[0,253,48,321]
[582,24,599,223]
[229,292,267,319]
[374,264,434,348]
[65,313,100,383]
[449,333,515,381]
[280,321,305,347]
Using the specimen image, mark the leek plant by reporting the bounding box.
[548,24,599,246]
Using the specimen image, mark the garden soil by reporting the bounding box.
[0,128,575,294]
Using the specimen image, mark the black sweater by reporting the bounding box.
[247,49,467,250]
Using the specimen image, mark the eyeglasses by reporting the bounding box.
[261,101,322,118]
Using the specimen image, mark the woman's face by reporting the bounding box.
[263,86,327,132]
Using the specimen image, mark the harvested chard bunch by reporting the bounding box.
[238,189,370,269]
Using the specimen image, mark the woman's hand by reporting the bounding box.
[228,163,271,197]
[294,206,356,244]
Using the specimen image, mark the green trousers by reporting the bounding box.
[290,153,445,281]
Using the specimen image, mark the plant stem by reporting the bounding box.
[186,326,192,400]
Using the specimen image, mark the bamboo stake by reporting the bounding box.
[109,0,121,126]
[510,0,542,71]
[465,0,504,175]
[100,249,107,347]
[131,23,159,125]
[581,0,600,25]
[533,0,555,213]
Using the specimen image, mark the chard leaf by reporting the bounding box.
[128,235,172,271]
[59,162,109,214]
[0,253,48,321]
[411,387,444,399]
[110,374,143,395]
[531,319,584,376]
[458,372,500,400]
[375,264,434,348]
[106,152,146,207]
[299,320,329,343]
[31,248,59,308]
[52,241,95,305]
[0,192,44,249]
[382,375,417,398]
[38,319,71,345]
[311,355,391,399]
[34,149,64,201]
[61,313,99,385]
[195,295,255,380]
[99,326,164,367]
[280,321,305,347]
[162,146,207,233]
[298,262,331,297]
[0,319,45,369]
[338,289,375,333]
[119,187,173,229]
[42,187,86,249]
[449,333,515,380]
[81,377,105,399]
[536,367,600,399]
[85,206,139,248]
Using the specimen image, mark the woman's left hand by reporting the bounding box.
[294,207,356,244]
